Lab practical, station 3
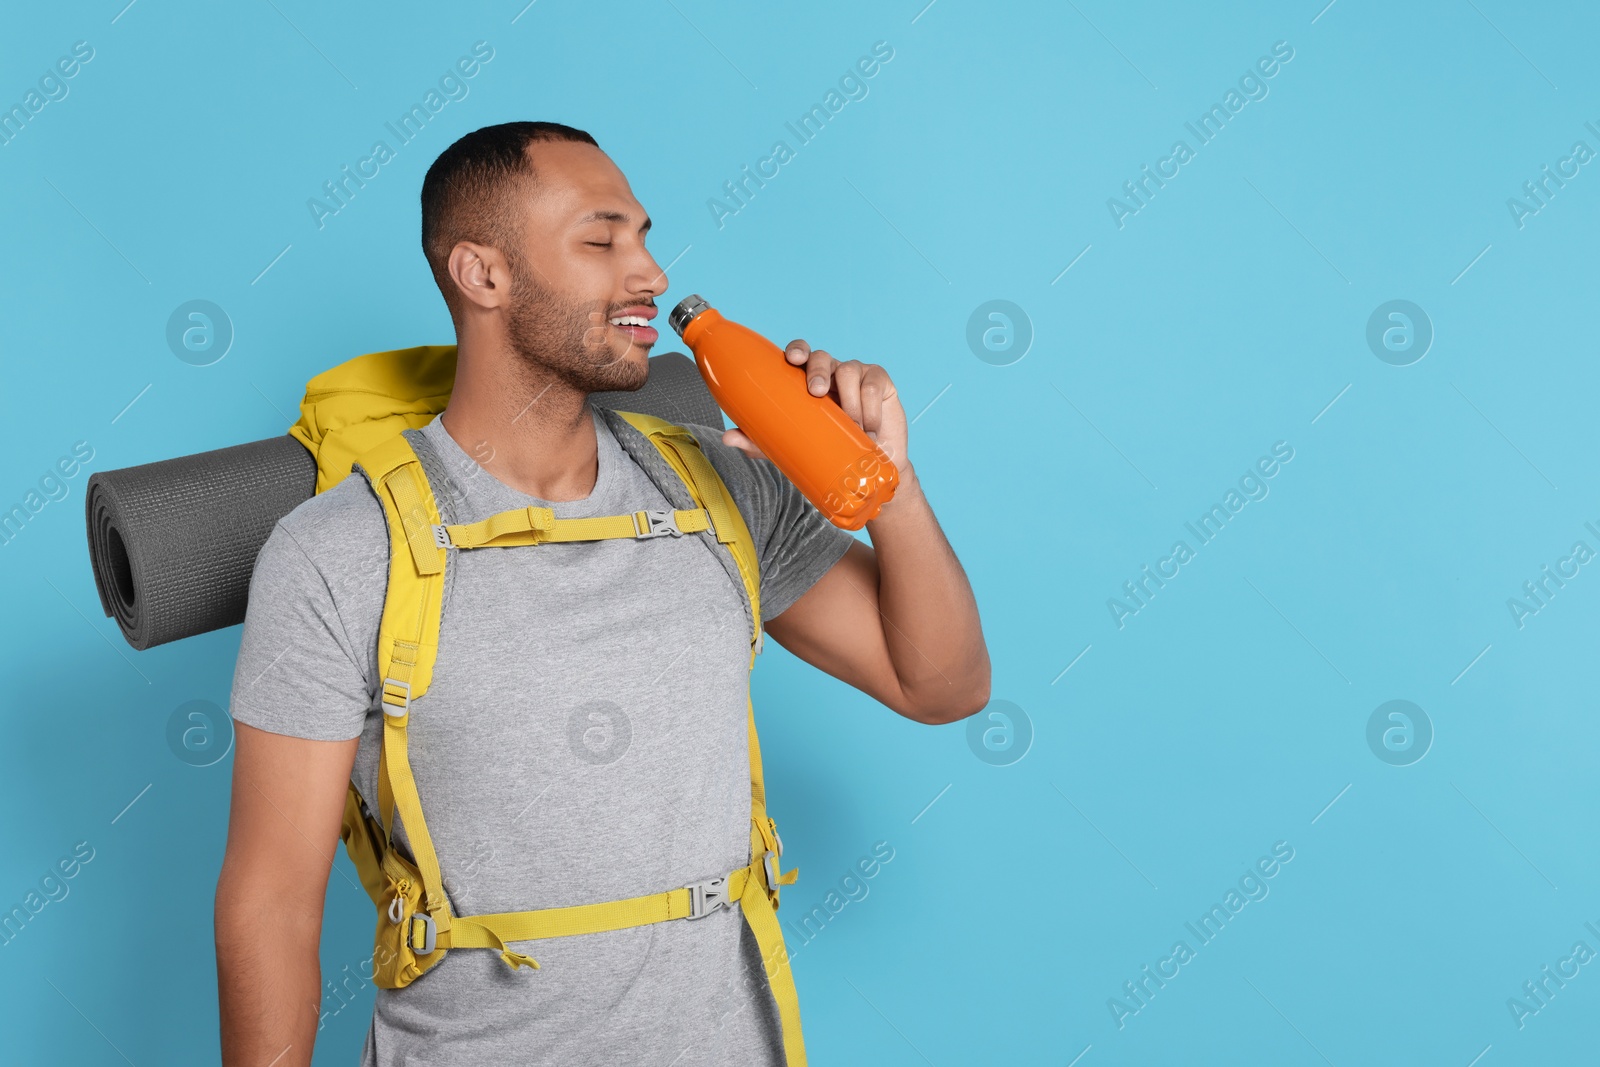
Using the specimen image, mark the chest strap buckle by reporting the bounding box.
[686,874,731,918]
[635,510,685,538]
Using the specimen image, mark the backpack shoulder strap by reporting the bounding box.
[354,432,448,708]
[613,409,764,660]
[351,431,453,933]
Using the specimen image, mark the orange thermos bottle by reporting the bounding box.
[669,295,899,530]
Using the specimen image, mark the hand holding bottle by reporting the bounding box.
[726,338,908,479]
[670,296,905,529]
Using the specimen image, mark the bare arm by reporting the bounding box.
[216,721,359,1066]
[765,466,990,724]
[737,339,990,726]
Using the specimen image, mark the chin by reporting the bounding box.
[589,344,650,392]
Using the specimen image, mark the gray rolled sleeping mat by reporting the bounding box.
[84,351,722,651]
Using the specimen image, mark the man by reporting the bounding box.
[215,120,989,1066]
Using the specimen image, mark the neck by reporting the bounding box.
[439,336,599,502]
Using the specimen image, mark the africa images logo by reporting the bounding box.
[1107,841,1296,1029]
[706,40,895,229]
[306,41,495,230]
[1105,40,1295,230]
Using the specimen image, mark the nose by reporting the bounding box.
[631,243,668,299]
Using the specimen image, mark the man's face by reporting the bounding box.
[501,140,665,395]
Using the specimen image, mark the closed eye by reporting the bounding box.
[586,241,612,248]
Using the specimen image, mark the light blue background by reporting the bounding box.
[3,1,1598,1063]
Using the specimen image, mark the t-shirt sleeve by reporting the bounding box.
[228,520,373,742]
[686,424,858,623]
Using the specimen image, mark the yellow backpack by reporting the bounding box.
[289,344,807,1065]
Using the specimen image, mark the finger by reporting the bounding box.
[784,339,810,365]
[832,359,866,425]
[806,348,835,396]
[860,366,888,435]
[721,427,767,461]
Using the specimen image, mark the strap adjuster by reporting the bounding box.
[388,893,437,952]
[635,510,685,538]
[405,911,437,953]
[764,849,781,889]
[381,677,411,716]
[431,524,452,548]
[686,875,731,919]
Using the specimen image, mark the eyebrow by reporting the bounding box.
[575,209,651,233]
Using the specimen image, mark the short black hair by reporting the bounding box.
[420,121,600,319]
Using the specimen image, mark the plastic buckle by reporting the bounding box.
[763,849,781,889]
[381,678,411,716]
[686,875,731,919]
[635,510,684,539]
[405,911,437,954]
[431,524,452,548]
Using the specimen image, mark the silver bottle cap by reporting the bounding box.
[669,294,709,338]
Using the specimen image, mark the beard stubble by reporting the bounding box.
[502,256,650,397]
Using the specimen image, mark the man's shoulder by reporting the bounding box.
[597,407,763,501]
[269,471,390,580]
[597,408,776,543]
[233,473,385,739]
[677,422,771,511]
[677,421,759,484]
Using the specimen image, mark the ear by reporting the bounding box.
[448,241,511,313]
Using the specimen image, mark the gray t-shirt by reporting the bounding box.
[228,405,854,1066]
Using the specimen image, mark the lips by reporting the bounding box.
[610,322,658,346]
[608,306,659,347]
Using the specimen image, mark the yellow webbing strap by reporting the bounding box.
[740,690,804,1062]
[440,505,711,548]
[354,435,451,936]
[449,863,756,949]
[378,711,449,928]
